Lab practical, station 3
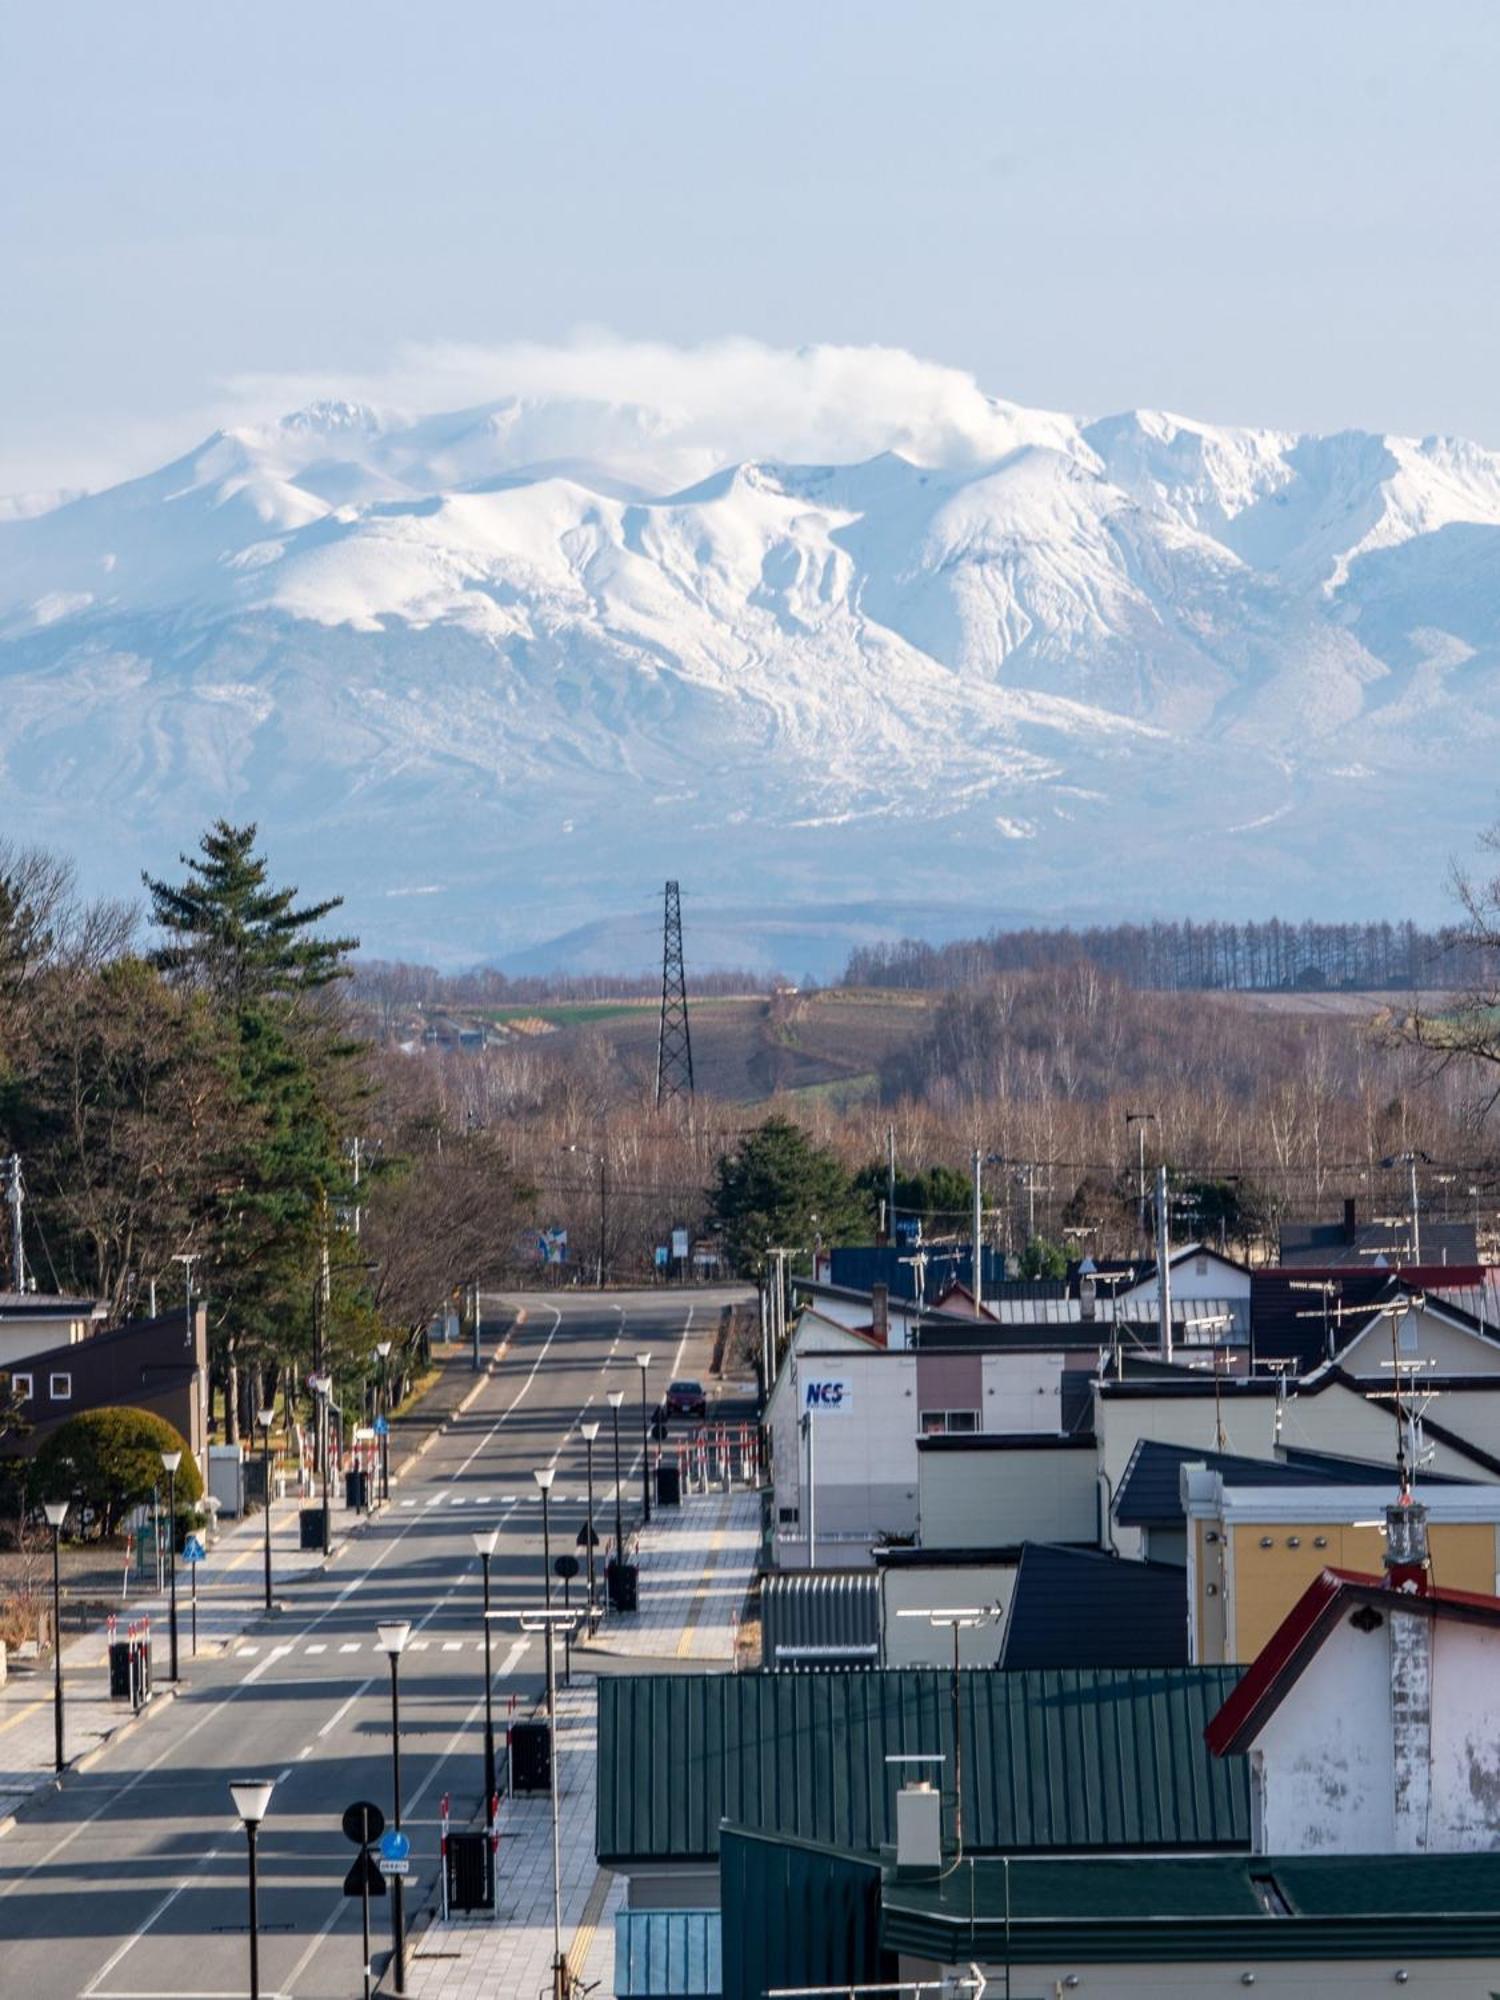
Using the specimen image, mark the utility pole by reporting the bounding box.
[5,1154,25,1293]
[886,1125,897,1246]
[1156,1162,1173,1361]
[1409,1154,1422,1264]
[971,1148,983,1316]
[1126,1112,1155,1247]
[597,1151,608,1290]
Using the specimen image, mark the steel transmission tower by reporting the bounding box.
[655,881,695,1107]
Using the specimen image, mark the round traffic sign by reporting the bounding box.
[553,1553,580,1579]
[342,1799,385,1846]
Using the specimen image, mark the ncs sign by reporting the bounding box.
[802,1377,854,1415]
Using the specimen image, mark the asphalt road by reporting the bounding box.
[0,1288,741,2000]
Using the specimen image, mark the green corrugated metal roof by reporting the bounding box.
[880,1852,1500,1963]
[596,1667,1249,1865]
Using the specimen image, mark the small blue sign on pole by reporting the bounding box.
[182,1534,206,1564]
[378,1827,411,1877]
[373,1415,389,1437]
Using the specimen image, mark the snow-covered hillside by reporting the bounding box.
[2,385,1498,974]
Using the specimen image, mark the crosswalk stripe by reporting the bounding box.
[306,1642,326,1654]
[339,1641,361,1653]
[441,1640,462,1652]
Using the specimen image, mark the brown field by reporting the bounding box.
[510,987,940,1103]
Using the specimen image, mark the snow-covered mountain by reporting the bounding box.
[2,387,1498,975]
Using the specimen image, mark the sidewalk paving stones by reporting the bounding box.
[410,1485,760,2000]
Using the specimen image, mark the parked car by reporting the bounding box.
[664,1379,708,1419]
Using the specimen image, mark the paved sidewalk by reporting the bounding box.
[410,1485,760,2000]
[583,1487,760,1664]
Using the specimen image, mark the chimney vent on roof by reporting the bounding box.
[1385,1500,1430,1593]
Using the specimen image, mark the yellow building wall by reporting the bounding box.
[1226,1521,1500,1661]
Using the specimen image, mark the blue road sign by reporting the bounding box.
[182,1535,206,1563]
[373,1415,389,1436]
[378,1827,411,1877]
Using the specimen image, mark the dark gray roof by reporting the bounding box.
[761,1571,880,1669]
[999,1545,1187,1671]
[1111,1437,1429,1529]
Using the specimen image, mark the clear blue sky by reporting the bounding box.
[4,0,1500,490]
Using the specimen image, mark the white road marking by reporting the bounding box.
[318,1681,372,1738]
[409,1638,430,1651]
[339,1641,361,1653]
[400,1498,415,1508]
[441,1639,462,1652]
[305,1642,326,1655]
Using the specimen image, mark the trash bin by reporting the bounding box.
[344,1468,369,1511]
[108,1640,134,1699]
[445,1831,494,1911]
[608,1560,639,1613]
[299,1506,326,1551]
[655,1463,682,1509]
[510,1719,551,1794]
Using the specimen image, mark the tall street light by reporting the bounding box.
[375,1341,392,1501]
[472,1527,499,1807]
[534,1467,555,1608]
[309,1373,333,1555]
[607,1390,626,1558]
[377,1620,410,1994]
[160,1450,181,1682]
[43,1499,67,1770]
[501,1608,579,2000]
[580,1422,600,1633]
[636,1353,653,1525]
[258,1406,275,1613]
[229,1777,274,2000]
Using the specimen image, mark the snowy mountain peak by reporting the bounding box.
[1,379,1499,969]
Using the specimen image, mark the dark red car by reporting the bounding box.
[664,1379,708,1419]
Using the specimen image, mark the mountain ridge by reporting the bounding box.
[1,388,1497,975]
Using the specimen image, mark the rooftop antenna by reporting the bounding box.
[654,880,695,1109]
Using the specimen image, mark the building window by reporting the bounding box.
[12,1373,32,1401]
[1196,1255,1209,1276]
[49,1373,71,1401]
[920,1410,981,1435]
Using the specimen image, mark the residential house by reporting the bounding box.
[0,1291,107,1370]
[1184,1468,1500,1665]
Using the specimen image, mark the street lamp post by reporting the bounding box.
[229,1778,275,2000]
[501,1609,579,2000]
[258,1406,275,1612]
[607,1389,625,1558]
[375,1341,392,1501]
[309,1373,333,1555]
[580,1422,600,1632]
[636,1353,653,1525]
[377,1620,410,1994]
[43,1499,67,1770]
[160,1450,181,1682]
[472,1528,499,1807]
[534,1467,555,1608]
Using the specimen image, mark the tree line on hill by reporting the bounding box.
[842,917,1494,994]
